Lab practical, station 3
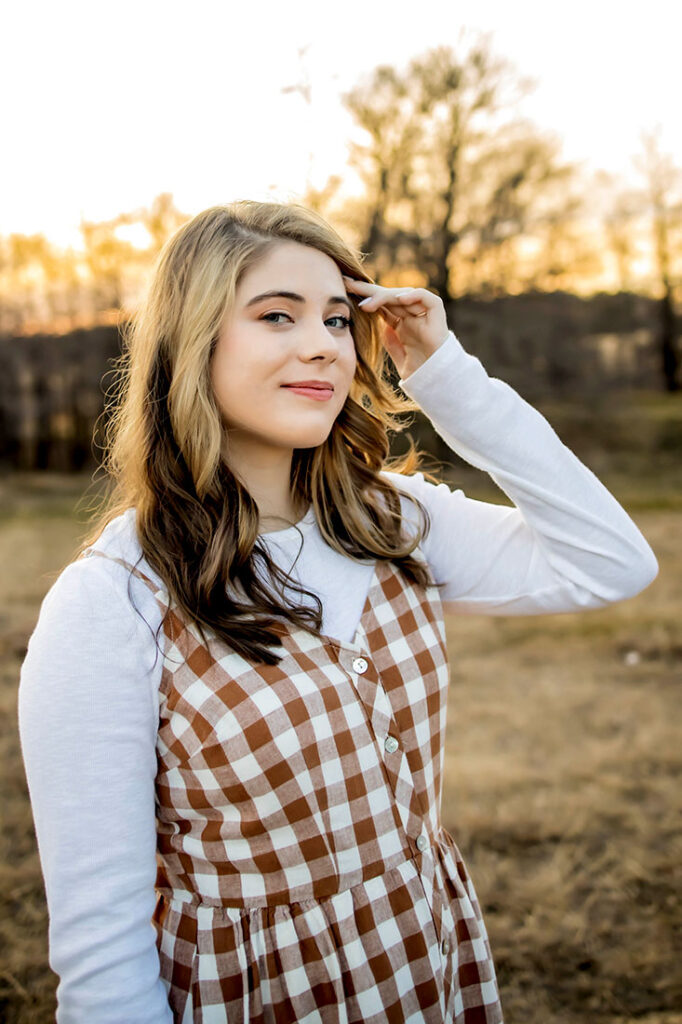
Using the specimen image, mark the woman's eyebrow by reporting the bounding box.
[245,290,352,312]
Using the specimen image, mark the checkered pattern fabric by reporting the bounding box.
[85,549,503,1023]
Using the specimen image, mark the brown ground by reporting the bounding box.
[0,465,679,1023]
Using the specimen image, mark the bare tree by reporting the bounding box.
[634,127,682,391]
[458,123,587,295]
[0,194,190,334]
[79,194,190,314]
[110,193,189,257]
[339,31,582,315]
[342,62,423,277]
[79,218,137,310]
[595,171,642,294]
[136,193,189,255]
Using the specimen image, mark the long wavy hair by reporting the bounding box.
[74,200,446,665]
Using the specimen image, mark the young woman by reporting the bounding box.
[18,200,658,1024]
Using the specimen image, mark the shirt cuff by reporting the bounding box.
[398,331,471,394]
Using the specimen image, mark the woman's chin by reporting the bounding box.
[290,431,334,451]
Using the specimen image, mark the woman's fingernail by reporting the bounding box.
[358,297,372,306]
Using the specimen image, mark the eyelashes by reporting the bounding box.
[261,312,355,330]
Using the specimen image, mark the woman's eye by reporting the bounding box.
[261,312,354,329]
[261,312,291,324]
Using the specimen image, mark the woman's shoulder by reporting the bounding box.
[379,468,462,522]
[20,509,164,731]
[72,508,165,593]
[35,508,164,642]
[80,508,162,581]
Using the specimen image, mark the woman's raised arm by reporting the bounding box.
[383,330,658,615]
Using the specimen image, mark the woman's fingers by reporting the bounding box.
[342,274,449,378]
[341,274,372,294]
[342,276,430,317]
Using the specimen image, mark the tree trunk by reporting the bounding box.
[660,286,680,392]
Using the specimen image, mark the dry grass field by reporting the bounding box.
[1,398,680,1022]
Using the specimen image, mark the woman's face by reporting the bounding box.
[211,241,358,462]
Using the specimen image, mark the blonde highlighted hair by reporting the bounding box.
[75,200,444,665]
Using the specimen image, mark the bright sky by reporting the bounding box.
[2,0,680,250]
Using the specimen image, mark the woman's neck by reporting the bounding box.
[222,435,305,528]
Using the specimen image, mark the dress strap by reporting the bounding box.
[78,548,166,599]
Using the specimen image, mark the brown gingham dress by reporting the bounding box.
[85,547,503,1024]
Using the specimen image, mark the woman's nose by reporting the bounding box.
[300,325,340,360]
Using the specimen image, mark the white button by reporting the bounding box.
[416,834,429,852]
[441,938,449,956]
[384,735,399,754]
[352,657,368,674]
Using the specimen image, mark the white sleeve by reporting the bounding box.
[17,556,173,1024]
[382,331,659,615]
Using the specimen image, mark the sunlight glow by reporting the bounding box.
[113,224,153,250]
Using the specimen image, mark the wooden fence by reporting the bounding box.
[0,293,672,472]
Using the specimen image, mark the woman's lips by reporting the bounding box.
[281,385,334,401]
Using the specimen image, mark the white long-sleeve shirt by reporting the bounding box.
[18,330,658,1023]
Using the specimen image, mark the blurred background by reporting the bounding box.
[1,1,680,1021]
